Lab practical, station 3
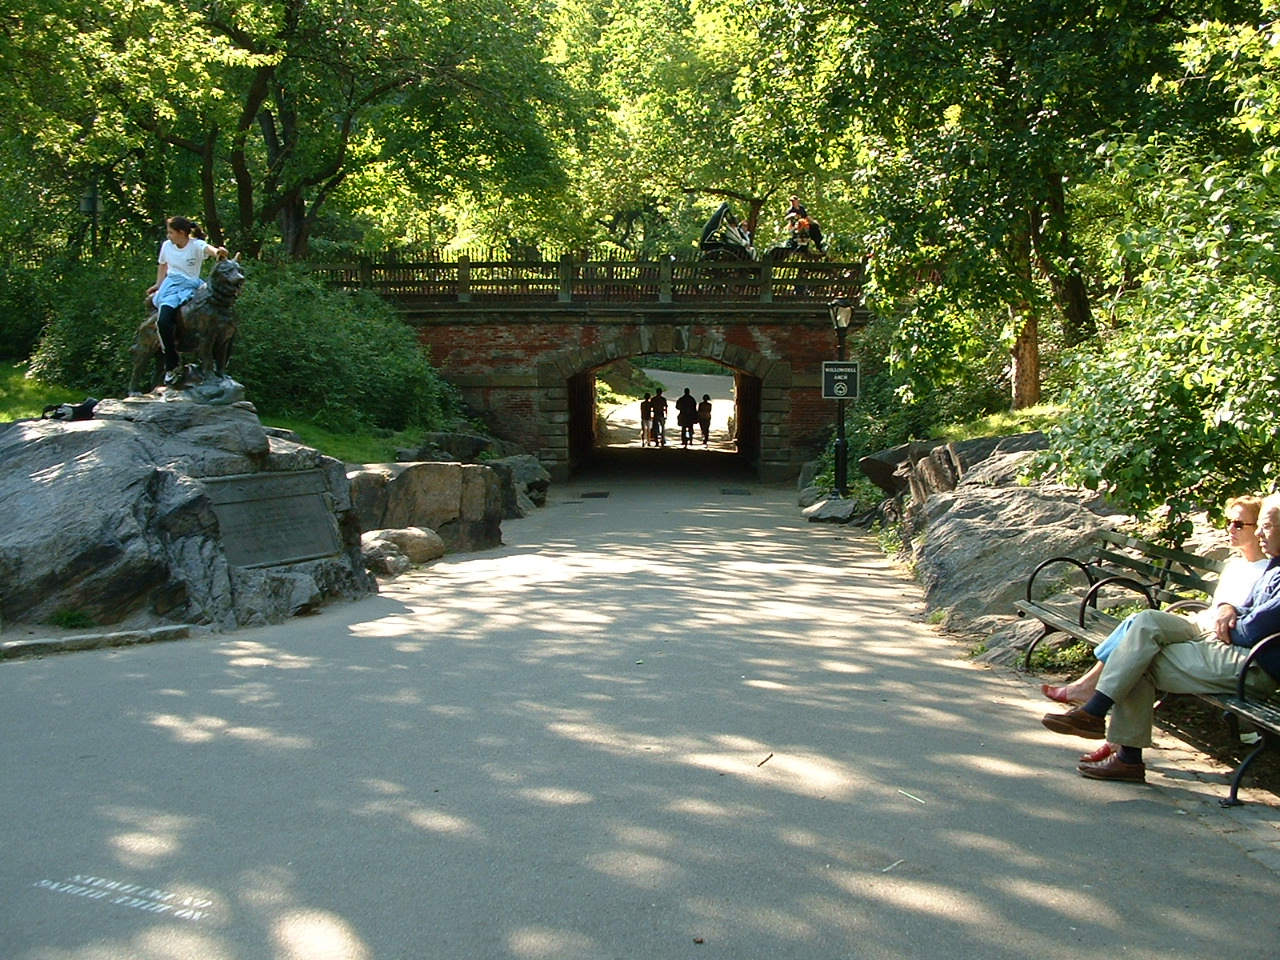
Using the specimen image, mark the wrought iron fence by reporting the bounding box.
[306,253,864,306]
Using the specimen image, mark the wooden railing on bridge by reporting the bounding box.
[308,254,864,307]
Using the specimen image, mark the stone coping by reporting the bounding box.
[0,625,195,661]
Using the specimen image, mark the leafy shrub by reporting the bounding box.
[0,264,51,360]
[231,265,458,430]
[641,354,730,376]
[1040,145,1280,538]
[25,256,149,395]
[1042,302,1279,539]
[45,608,96,630]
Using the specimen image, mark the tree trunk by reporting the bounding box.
[199,132,223,246]
[1052,268,1093,345]
[1010,305,1040,408]
[746,199,764,238]
[1034,172,1095,346]
[1008,220,1041,408]
[278,193,310,259]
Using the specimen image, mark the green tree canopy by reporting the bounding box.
[755,0,1238,406]
[0,0,567,256]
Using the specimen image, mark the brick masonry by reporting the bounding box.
[408,308,859,481]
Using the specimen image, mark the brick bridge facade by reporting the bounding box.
[407,305,863,481]
[318,255,867,480]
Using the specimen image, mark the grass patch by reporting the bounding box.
[45,608,96,630]
[1029,639,1096,673]
[262,416,428,465]
[0,361,83,421]
[933,403,1061,444]
[873,520,908,557]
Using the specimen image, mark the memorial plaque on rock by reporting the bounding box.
[203,469,342,568]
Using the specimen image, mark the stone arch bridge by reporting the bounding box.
[314,255,867,480]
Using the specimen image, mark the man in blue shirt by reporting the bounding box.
[1041,492,1280,783]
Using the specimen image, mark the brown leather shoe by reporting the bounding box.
[1041,707,1106,739]
[1077,753,1146,783]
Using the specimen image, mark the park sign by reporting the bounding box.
[822,361,860,400]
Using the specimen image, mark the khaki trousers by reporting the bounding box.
[1096,609,1277,747]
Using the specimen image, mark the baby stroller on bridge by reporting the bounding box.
[698,203,757,261]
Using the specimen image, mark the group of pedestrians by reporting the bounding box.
[640,387,713,448]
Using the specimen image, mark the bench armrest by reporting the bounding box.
[1025,556,1094,604]
[1165,599,1209,616]
[1077,575,1156,628]
[1235,631,1280,700]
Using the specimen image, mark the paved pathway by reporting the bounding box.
[3,456,1279,959]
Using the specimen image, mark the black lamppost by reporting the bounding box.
[79,185,103,257]
[828,297,855,498]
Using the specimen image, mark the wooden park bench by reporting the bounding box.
[1013,529,1222,671]
[1016,529,1280,806]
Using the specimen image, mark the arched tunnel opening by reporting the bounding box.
[565,356,761,481]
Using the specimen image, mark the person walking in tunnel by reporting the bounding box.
[639,392,653,447]
[675,387,698,448]
[649,388,668,446]
[697,394,713,446]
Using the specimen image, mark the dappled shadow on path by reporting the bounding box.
[575,443,754,481]
[3,483,1278,959]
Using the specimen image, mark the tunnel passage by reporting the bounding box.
[551,334,781,479]
[567,359,763,471]
[538,328,796,481]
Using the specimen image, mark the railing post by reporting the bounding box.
[759,253,774,303]
[658,257,673,303]
[457,255,471,303]
[558,253,574,303]
[359,256,373,290]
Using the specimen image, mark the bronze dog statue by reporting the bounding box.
[129,255,246,395]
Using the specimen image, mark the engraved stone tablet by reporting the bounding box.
[203,470,342,568]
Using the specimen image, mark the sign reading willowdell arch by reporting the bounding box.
[314,254,867,480]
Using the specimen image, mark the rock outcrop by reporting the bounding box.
[0,398,375,631]
[360,527,447,576]
[856,436,1138,664]
[394,430,527,463]
[486,455,551,519]
[910,451,1122,631]
[347,462,503,553]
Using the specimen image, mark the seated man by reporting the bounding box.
[1040,492,1280,783]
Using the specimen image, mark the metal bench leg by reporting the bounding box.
[1022,625,1057,672]
[1220,736,1270,808]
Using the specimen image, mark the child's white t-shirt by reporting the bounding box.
[158,238,211,281]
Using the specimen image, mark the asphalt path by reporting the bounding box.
[3,456,1280,959]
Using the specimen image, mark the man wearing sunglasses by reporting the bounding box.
[1040,493,1280,783]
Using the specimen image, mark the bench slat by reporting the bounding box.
[1013,598,1120,645]
[1095,530,1224,572]
[1196,693,1280,729]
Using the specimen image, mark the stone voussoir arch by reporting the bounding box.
[533,323,791,479]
